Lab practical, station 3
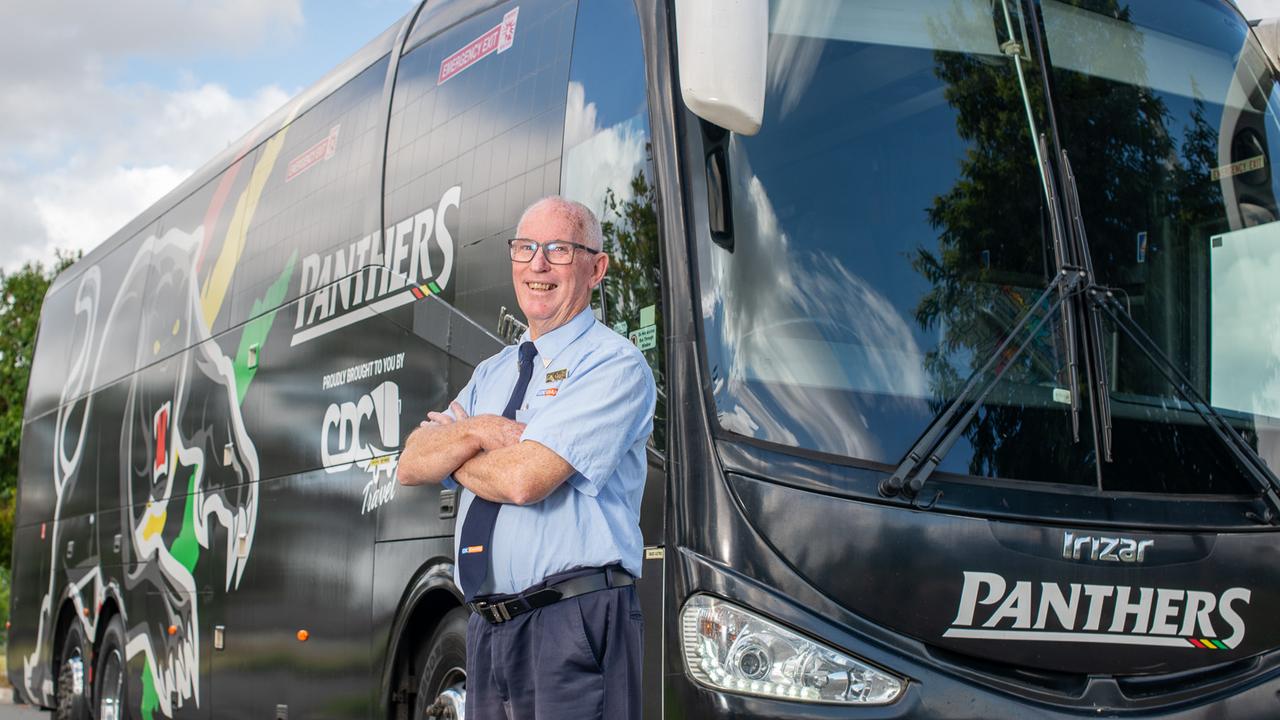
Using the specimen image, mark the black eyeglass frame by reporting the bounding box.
[506,238,602,265]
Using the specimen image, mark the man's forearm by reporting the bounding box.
[397,422,482,486]
[454,440,574,505]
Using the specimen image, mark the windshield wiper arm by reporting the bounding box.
[880,267,1087,500]
[1089,291,1280,524]
[1059,150,1115,464]
[1038,134,1086,446]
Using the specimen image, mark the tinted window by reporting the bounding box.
[562,0,665,449]
[231,58,388,338]
[388,0,576,337]
[91,231,153,392]
[25,284,77,419]
[1042,0,1272,493]
[154,150,266,341]
[697,0,1090,484]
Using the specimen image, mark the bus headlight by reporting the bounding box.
[680,594,904,705]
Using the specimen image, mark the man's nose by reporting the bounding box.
[528,244,552,270]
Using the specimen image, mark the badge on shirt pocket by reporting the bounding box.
[545,368,567,383]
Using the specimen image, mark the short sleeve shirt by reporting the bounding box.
[444,308,656,595]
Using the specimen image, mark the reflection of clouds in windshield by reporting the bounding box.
[1259,315,1280,415]
[561,81,646,218]
[707,139,926,458]
[563,81,599,148]
[767,0,834,119]
[1209,223,1280,419]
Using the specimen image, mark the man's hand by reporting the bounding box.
[467,414,525,451]
[421,401,469,428]
[419,403,524,451]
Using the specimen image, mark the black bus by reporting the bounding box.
[12,0,1280,717]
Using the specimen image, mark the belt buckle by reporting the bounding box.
[476,600,513,624]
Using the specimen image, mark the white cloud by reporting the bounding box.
[34,166,189,260]
[560,81,647,221]
[0,2,300,273]
[1235,0,1280,20]
[3,81,289,273]
[1209,222,1280,419]
[702,138,928,460]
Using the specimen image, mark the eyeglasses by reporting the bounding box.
[507,238,601,265]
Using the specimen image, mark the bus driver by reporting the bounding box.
[398,196,656,720]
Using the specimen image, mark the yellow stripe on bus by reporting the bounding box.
[200,102,302,328]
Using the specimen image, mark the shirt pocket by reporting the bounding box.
[520,383,562,416]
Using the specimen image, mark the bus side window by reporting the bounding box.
[561,0,665,451]
[25,284,76,420]
[90,231,153,391]
[228,57,388,333]
[388,0,578,347]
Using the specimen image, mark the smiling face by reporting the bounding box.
[513,200,608,338]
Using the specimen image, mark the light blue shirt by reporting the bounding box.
[444,307,656,595]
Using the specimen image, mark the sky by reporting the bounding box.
[4,0,1280,276]
[1239,0,1280,19]
[0,0,415,275]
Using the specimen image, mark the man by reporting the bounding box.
[398,196,656,719]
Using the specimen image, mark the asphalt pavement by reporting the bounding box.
[0,689,46,719]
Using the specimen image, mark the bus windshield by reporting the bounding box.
[696,0,1280,492]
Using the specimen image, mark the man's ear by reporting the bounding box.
[592,253,610,287]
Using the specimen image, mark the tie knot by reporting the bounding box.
[518,341,538,367]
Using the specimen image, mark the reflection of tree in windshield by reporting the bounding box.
[914,0,1259,488]
[913,1,1160,481]
[598,164,666,449]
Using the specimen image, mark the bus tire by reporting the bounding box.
[54,620,91,720]
[412,606,468,719]
[94,616,131,720]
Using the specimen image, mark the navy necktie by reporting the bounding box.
[458,341,538,601]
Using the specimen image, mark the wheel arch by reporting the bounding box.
[380,558,462,719]
[91,589,124,655]
[50,595,84,685]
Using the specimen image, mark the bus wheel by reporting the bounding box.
[54,621,91,720]
[94,616,129,720]
[413,606,467,719]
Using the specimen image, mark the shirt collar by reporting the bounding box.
[520,307,597,368]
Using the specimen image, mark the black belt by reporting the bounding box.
[468,567,635,624]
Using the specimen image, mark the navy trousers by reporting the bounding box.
[466,584,644,719]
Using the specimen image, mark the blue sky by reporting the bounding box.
[3,0,1280,275]
[0,0,415,273]
[120,2,413,98]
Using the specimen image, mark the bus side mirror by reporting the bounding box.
[673,0,768,136]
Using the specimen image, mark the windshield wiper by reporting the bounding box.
[878,133,1087,503]
[1039,135,1086,446]
[1089,290,1280,524]
[1059,150,1114,465]
[879,267,1086,500]
[1055,152,1280,522]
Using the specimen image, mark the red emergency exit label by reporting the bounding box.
[438,7,519,85]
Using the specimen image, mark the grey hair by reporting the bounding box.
[517,196,604,251]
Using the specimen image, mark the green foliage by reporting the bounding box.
[598,165,667,449]
[0,566,9,644]
[911,2,1216,480]
[0,251,79,572]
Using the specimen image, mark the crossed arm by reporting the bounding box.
[396,402,576,506]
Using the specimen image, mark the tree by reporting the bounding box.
[598,166,666,449]
[913,0,1181,483]
[0,251,78,573]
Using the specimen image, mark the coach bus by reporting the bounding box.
[12,0,1280,717]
